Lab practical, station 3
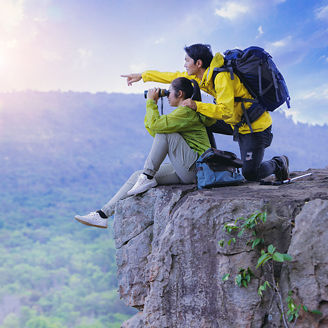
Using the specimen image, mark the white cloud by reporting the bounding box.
[270,35,292,48]
[315,5,328,20]
[319,55,328,62]
[287,84,328,125]
[258,25,264,35]
[215,2,249,21]
[257,25,264,38]
[295,84,328,100]
[300,91,317,100]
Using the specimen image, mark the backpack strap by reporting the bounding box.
[212,67,266,141]
[213,64,234,81]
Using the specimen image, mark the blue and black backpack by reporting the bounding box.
[196,148,244,189]
[213,46,290,139]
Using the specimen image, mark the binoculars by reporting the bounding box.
[144,88,170,99]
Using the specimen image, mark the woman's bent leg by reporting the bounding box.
[144,133,198,183]
[165,133,198,184]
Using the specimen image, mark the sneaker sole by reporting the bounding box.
[74,216,107,229]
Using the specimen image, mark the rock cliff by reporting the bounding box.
[113,168,328,328]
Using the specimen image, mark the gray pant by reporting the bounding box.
[102,133,198,216]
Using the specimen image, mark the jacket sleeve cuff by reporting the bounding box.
[142,71,150,82]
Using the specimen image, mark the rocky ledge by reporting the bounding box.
[113,168,328,328]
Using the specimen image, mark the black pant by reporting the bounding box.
[207,120,278,181]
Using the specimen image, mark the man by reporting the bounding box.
[121,43,289,181]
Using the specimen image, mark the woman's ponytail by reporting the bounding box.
[190,79,202,102]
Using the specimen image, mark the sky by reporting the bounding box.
[0,0,328,125]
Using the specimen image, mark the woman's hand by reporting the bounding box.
[121,73,142,86]
[147,88,160,103]
[181,98,197,111]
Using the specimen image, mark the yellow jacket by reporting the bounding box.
[142,52,272,134]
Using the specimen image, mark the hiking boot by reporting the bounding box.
[127,173,158,196]
[274,155,289,181]
[74,211,108,229]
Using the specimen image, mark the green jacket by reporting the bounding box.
[144,99,215,156]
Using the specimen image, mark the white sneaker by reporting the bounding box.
[74,211,108,229]
[127,174,158,196]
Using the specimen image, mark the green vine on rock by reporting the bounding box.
[219,210,321,328]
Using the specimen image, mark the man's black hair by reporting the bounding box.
[184,44,213,69]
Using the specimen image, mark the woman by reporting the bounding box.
[75,77,215,228]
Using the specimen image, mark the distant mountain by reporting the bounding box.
[1,91,327,197]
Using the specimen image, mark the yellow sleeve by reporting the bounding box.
[195,72,234,121]
[142,70,196,84]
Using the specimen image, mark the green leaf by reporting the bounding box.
[283,254,292,261]
[248,268,254,276]
[302,305,308,312]
[224,223,238,233]
[264,281,271,288]
[311,310,322,315]
[268,244,276,254]
[235,274,242,287]
[258,285,265,297]
[272,252,285,262]
[237,229,244,237]
[242,280,248,288]
[227,238,236,246]
[222,273,230,281]
[251,238,262,249]
[288,302,296,311]
[256,253,271,268]
[234,217,243,224]
[218,239,224,247]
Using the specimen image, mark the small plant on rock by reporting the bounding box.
[219,210,321,328]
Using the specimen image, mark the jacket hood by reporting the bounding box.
[201,52,224,87]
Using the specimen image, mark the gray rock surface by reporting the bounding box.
[113,168,328,328]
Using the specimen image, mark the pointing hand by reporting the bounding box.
[121,73,142,86]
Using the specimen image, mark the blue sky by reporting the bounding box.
[0,0,328,125]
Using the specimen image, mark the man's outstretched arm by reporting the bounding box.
[122,71,195,86]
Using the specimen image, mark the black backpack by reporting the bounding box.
[213,46,290,139]
[196,148,244,189]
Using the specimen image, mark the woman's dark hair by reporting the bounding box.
[171,77,202,102]
[184,44,213,69]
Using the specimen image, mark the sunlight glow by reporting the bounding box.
[0,1,24,31]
